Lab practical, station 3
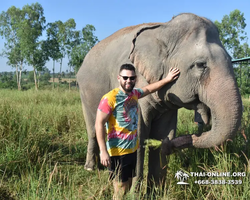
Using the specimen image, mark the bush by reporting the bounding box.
[0,80,17,89]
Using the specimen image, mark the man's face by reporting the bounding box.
[118,69,137,93]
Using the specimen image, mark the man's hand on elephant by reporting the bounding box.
[100,150,111,168]
[165,67,180,83]
[140,67,180,97]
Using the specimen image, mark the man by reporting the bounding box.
[95,63,179,199]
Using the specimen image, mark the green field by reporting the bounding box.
[0,89,249,199]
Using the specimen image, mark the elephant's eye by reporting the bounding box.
[196,62,207,69]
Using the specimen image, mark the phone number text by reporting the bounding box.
[195,179,242,185]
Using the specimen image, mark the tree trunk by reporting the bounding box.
[75,72,78,91]
[59,59,62,84]
[53,60,55,89]
[16,65,19,89]
[18,64,23,91]
[38,71,41,88]
[33,68,38,91]
[68,66,71,91]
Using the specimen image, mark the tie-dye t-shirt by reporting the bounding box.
[98,88,144,156]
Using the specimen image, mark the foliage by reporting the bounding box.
[0,3,98,91]
[144,139,162,150]
[0,70,78,90]
[28,71,34,82]
[215,9,250,96]
[214,9,247,58]
[0,6,25,90]
[40,72,51,82]
[45,21,62,62]
[68,24,98,73]
[0,72,16,89]
[0,3,49,91]
[21,3,48,91]
[56,18,77,77]
[45,21,62,88]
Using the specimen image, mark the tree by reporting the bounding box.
[20,3,47,90]
[52,19,77,90]
[45,19,77,89]
[0,6,25,90]
[58,19,77,79]
[68,24,98,73]
[0,3,48,91]
[215,9,247,58]
[45,21,62,88]
[233,43,250,95]
[215,9,250,95]
[33,41,50,89]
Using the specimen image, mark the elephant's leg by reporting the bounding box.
[147,147,166,194]
[137,113,150,179]
[147,109,177,194]
[134,107,151,191]
[81,100,100,171]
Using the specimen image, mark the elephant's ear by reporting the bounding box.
[128,24,167,84]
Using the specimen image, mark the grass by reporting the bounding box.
[0,89,249,199]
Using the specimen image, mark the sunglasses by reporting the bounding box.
[119,75,136,81]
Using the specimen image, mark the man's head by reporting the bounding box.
[118,63,137,93]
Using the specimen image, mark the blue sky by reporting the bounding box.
[1,0,250,72]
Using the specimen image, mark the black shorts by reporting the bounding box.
[109,151,137,182]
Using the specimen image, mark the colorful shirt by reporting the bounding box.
[98,88,144,156]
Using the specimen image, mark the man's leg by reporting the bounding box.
[113,179,131,200]
[110,152,136,199]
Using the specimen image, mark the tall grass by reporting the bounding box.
[0,89,249,199]
[0,89,90,199]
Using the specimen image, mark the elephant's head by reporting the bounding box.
[129,13,242,149]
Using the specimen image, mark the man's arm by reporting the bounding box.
[95,109,111,167]
[140,67,180,98]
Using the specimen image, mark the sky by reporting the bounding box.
[1,0,250,73]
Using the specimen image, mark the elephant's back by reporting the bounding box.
[99,22,161,49]
[76,22,162,102]
[78,22,162,75]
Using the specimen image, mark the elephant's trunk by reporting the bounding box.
[162,67,242,155]
[192,69,242,148]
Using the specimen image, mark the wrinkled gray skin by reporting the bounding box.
[77,13,242,190]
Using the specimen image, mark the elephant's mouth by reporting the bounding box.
[196,102,211,125]
[167,94,211,125]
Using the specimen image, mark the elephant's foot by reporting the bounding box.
[84,162,95,171]
[84,155,97,171]
[84,161,104,171]
[146,178,166,197]
[85,144,100,171]
[84,165,94,171]
[84,153,103,171]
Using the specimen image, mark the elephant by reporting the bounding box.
[76,13,242,191]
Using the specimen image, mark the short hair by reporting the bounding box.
[119,63,136,73]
